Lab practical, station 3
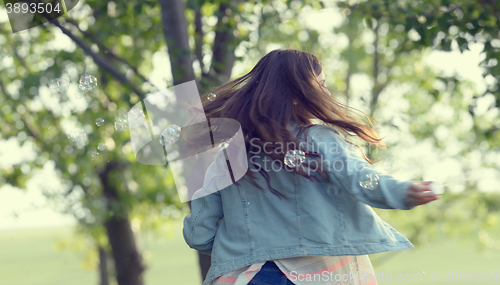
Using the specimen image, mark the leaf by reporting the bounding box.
[456,36,469,53]
[134,4,143,17]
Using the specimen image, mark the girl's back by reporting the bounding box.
[183,49,439,285]
[185,123,415,284]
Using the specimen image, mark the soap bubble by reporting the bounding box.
[114,121,127,132]
[207,93,217,101]
[50,78,69,93]
[383,156,401,172]
[118,113,129,124]
[78,74,98,92]
[284,150,305,168]
[97,142,106,151]
[114,113,129,132]
[160,124,181,146]
[89,149,99,161]
[359,173,379,190]
[68,128,87,145]
[95,118,105,126]
[128,108,146,128]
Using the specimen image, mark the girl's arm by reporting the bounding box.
[183,190,223,255]
[183,152,228,255]
[310,125,418,210]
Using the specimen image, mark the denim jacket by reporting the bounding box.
[183,122,415,285]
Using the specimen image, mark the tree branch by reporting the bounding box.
[63,18,160,92]
[46,19,146,100]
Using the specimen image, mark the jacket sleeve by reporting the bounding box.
[183,153,227,255]
[309,125,415,210]
[183,191,222,255]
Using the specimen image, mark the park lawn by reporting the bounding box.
[0,226,99,285]
[1,222,499,285]
[0,222,201,285]
[371,238,500,284]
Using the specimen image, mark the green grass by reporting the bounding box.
[0,227,98,285]
[1,223,499,285]
[0,223,201,285]
[139,222,201,285]
[371,239,500,284]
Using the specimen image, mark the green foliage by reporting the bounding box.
[0,1,185,281]
[339,0,500,121]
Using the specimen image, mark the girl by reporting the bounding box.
[183,49,440,285]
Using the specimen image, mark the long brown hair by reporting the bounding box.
[199,49,385,198]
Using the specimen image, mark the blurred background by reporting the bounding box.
[1,0,500,284]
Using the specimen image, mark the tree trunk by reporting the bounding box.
[98,246,110,285]
[208,2,236,81]
[370,21,381,118]
[160,0,212,282]
[197,251,212,281]
[99,161,146,285]
[104,216,145,285]
[345,67,351,100]
[367,21,381,158]
[159,0,195,85]
[160,0,241,282]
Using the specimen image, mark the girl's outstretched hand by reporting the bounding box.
[406,181,440,207]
